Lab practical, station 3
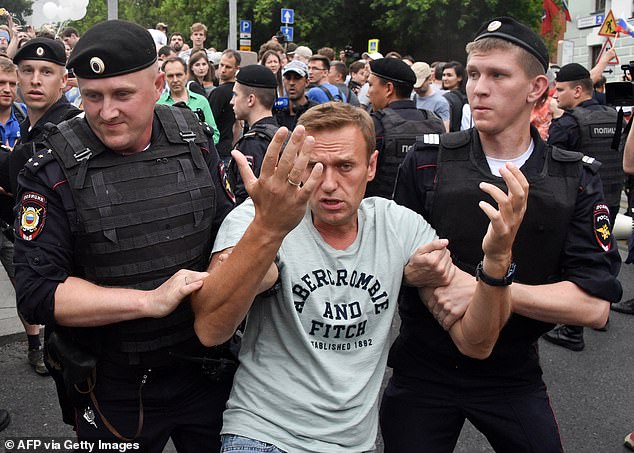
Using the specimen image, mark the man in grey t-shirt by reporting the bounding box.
[412,61,450,132]
[192,102,528,452]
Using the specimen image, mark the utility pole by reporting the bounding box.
[107,0,118,20]
[228,0,237,50]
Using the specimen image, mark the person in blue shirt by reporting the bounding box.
[0,57,24,149]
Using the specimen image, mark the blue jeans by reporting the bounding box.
[220,434,286,453]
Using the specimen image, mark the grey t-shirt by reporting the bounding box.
[214,197,437,452]
[413,89,450,121]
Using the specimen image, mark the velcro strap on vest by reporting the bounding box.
[179,158,204,226]
[91,171,117,243]
[169,107,207,170]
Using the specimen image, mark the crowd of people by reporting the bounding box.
[0,9,632,453]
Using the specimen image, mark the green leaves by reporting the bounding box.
[68,0,542,63]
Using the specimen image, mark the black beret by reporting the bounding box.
[555,63,590,82]
[236,65,278,89]
[369,58,416,86]
[67,20,157,79]
[13,38,66,66]
[474,16,549,72]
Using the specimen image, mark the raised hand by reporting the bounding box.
[479,163,529,270]
[232,125,323,238]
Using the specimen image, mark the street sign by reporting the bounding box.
[239,20,252,34]
[240,39,252,46]
[281,8,294,24]
[240,45,251,51]
[599,9,617,37]
[597,38,619,65]
[280,26,294,42]
[577,14,604,29]
[368,39,379,53]
[240,32,251,39]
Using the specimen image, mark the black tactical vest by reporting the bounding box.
[46,105,216,360]
[431,131,582,345]
[569,106,622,207]
[368,108,444,199]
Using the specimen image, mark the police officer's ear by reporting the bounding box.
[152,66,166,99]
[526,74,548,105]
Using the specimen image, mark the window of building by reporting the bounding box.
[591,45,602,67]
[595,0,606,12]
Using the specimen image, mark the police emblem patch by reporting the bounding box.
[593,203,611,252]
[19,192,47,241]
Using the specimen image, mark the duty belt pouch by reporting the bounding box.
[46,330,97,393]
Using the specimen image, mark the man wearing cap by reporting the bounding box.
[12,20,235,451]
[366,57,444,199]
[275,60,318,131]
[306,55,347,104]
[411,61,450,132]
[291,45,312,64]
[3,38,81,379]
[229,64,279,205]
[8,38,81,194]
[191,100,528,453]
[381,16,621,452]
[157,56,220,143]
[541,62,621,351]
[0,55,49,377]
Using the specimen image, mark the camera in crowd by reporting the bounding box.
[344,45,359,60]
[274,30,286,45]
[606,61,634,106]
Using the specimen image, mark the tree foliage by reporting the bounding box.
[68,0,542,63]
[4,0,33,24]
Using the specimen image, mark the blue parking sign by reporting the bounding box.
[281,8,294,24]
[240,20,252,34]
[280,26,294,42]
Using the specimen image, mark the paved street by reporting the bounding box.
[0,251,633,452]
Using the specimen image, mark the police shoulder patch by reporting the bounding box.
[593,203,611,252]
[19,192,47,241]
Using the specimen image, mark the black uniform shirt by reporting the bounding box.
[275,97,318,131]
[8,95,81,194]
[232,116,279,205]
[372,99,423,154]
[390,126,622,387]
[547,98,602,151]
[208,82,235,159]
[14,115,234,325]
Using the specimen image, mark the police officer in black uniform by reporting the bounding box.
[229,64,279,204]
[13,21,235,452]
[7,38,81,194]
[543,63,620,351]
[365,57,444,199]
[380,17,621,453]
[0,37,82,378]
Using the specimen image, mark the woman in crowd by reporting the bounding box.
[187,50,216,97]
[260,49,284,97]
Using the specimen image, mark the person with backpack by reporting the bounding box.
[366,58,445,199]
[306,55,347,104]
